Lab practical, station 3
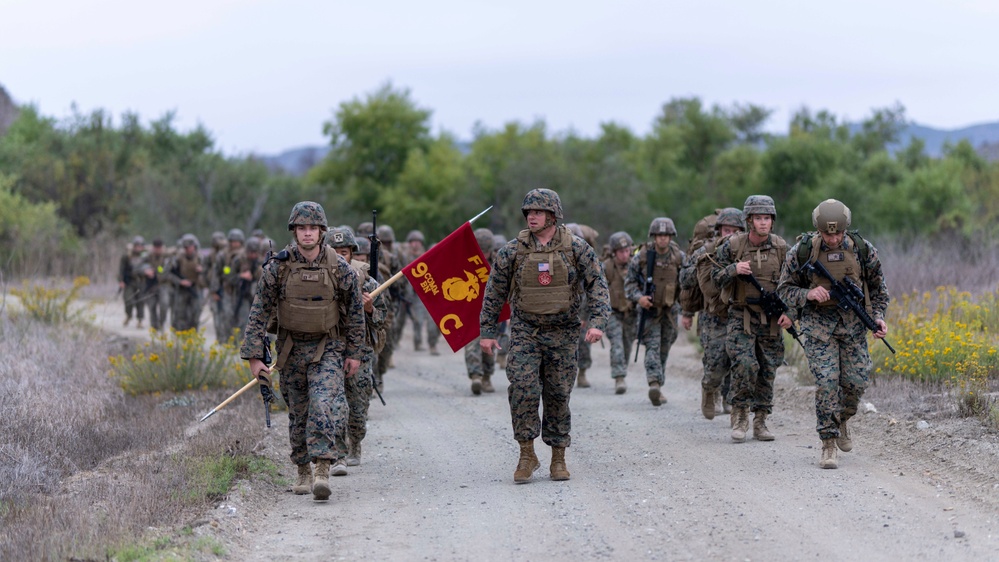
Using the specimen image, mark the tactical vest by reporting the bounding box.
[637,241,682,308]
[603,257,630,312]
[276,248,341,336]
[696,237,728,318]
[514,226,575,315]
[680,236,711,314]
[720,232,788,335]
[350,258,387,354]
[806,235,862,307]
[177,255,201,283]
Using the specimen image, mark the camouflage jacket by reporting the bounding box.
[480,227,610,338]
[239,245,365,362]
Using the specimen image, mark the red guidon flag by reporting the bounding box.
[402,222,510,352]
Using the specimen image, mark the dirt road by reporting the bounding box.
[83,296,998,560]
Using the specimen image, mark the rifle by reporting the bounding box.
[232,255,257,326]
[738,273,805,348]
[800,259,896,354]
[258,340,276,428]
[369,209,381,282]
[634,245,657,362]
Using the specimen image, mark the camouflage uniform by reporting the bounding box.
[226,237,263,338]
[624,219,685,392]
[777,201,889,443]
[119,236,147,325]
[712,197,787,422]
[326,228,390,462]
[167,235,205,332]
[465,228,498,393]
[217,229,245,341]
[679,208,744,414]
[602,232,637,380]
[240,225,365,468]
[480,196,610,449]
[206,232,228,341]
[141,241,171,331]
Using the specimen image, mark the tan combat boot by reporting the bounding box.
[481,375,495,393]
[136,319,143,329]
[346,440,362,467]
[550,446,570,481]
[731,406,749,442]
[332,458,348,476]
[701,387,715,420]
[470,375,482,395]
[514,440,541,484]
[820,438,838,469]
[753,411,775,441]
[648,382,663,406]
[292,463,313,495]
[430,344,440,356]
[312,460,331,500]
[714,390,725,415]
[576,368,591,388]
[837,417,853,452]
[614,377,627,395]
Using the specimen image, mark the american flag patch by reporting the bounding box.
[538,263,550,272]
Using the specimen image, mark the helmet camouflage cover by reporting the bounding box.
[181,233,200,248]
[227,228,245,243]
[743,195,777,220]
[608,231,634,251]
[474,227,495,253]
[326,227,359,252]
[356,222,374,236]
[287,201,328,231]
[245,237,262,253]
[355,237,371,255]
[648,217,677,237]
[715,207,746,231]
[406,229,425,243]
[521,188,564,221]
[376,224,395,242]
[812,199,852,234]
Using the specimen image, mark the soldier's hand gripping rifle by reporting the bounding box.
[738,273,805,349]
[800,259,896,354]
[634,245,657,362]
[257,341,276,428]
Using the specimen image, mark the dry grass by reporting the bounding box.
[0,312,271,561]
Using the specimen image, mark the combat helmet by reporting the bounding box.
[474,228,495,254]
[326,227,358,252]
[287,201,328,231]
[227,228,245,243]
[715,207,746,231]
[356,222,374,237]
[743,195,777,220]
[812,199,852,234]
[608,231,634,251]
[566,222,585,239]
[356,237,371,254]
[211,231,226,250]
[493,234,507,250]
[521,188,564,221]
[132,235,145,246]
[377,225,395,243]
[648,217,677,237]
[406,230,425,243]
[180,233,200,248]
[245,237,262,253]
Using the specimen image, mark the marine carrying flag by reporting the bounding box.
[402,222,510,352]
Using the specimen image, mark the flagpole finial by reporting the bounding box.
[469,206,493,225]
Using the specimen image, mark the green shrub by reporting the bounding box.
[9,276,90,324]
[108,329,249,394]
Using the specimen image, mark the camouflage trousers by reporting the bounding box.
[464,335,495,378]
[804,317,872,440]
[606,308,637,378]
[638,307,679,385]
[210,296,227,342]
[698,312,731,399]
[144,284,170,331]
[725,309,784,414]
[410,299,441,348]
[219,292,241,342]
[171,288,201,332]
[277,335,348,465]
[343,356,374,448]
[123,282,145,321]
[376,305,396,379]
[506,320,578,448]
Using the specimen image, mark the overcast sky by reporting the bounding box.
[2,0,997,155]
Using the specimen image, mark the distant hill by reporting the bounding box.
[258,145,331,176]
[849,121,999,159]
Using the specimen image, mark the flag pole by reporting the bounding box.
[368,207,493,299]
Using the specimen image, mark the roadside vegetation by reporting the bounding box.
[0,305,278,561]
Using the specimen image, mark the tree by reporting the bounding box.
[309,83,432,214]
